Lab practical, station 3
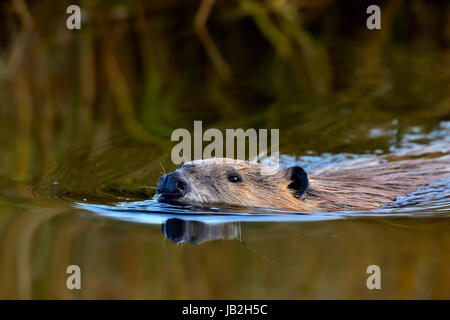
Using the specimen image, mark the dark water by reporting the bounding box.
[1,127,449,299]
[0,0,449,299]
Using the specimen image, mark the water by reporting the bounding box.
[1,130,449,299]
[0,0,449,299]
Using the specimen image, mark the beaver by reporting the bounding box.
[156,146,450,212]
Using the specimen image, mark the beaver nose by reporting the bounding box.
[156,172,188,197]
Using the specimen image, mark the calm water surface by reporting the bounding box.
[1,126,449,299]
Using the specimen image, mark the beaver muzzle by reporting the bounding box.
[156,172,188,202]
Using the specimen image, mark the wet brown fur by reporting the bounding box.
[159,145,450,212]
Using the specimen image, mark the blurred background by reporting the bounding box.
[0,0,449,299]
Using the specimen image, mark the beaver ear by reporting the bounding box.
[284,166,309,198]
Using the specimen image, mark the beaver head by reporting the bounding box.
[156,158,309,210]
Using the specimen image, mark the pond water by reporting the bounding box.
[1,126,449,299]
[0,0,449,299]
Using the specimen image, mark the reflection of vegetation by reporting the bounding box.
[1,210,449,299]
[0,0,449,185]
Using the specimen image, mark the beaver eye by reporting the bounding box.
[228,175,241,183]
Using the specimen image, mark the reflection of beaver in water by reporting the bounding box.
[156,146,450,212]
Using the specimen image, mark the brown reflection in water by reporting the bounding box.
[162,219,241,245]
[0,206,448,299]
